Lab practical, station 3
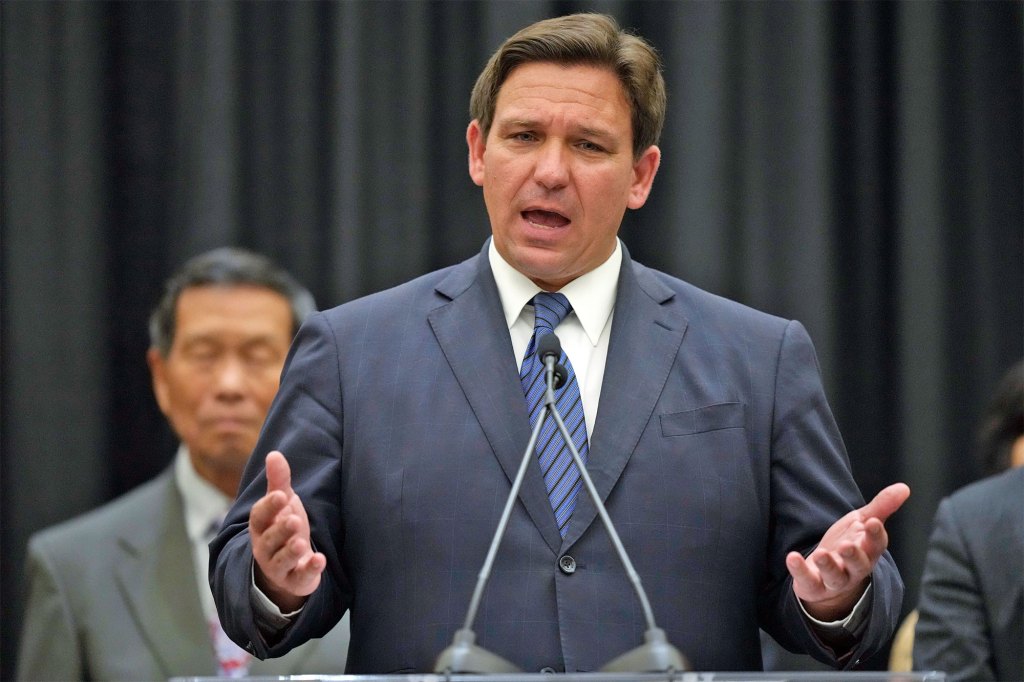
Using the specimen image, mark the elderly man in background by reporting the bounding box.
[17,247,350,680]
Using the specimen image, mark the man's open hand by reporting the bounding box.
[786,482,911,621]
[249,450,325,612]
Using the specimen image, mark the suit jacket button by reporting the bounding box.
[558,555,576,574]
[539,666,558,673]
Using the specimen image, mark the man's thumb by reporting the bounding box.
[861,482,911,522]
[265,450,292,494]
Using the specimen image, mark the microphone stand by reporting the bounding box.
[434,337,690,674]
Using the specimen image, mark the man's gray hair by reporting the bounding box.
[148,247,316,356]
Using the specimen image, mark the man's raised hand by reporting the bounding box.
[249,450,325,612]
[786,482,911,621]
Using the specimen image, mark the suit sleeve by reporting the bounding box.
[210,312,352,659]
[913,497,995,681]
[16,536,85,681]
[759,320,903,668]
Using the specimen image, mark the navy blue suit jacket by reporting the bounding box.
[211,242,903,673]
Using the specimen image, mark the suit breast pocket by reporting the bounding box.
[659,401,745,437]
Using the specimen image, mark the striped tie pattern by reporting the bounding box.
[520,292,589,537]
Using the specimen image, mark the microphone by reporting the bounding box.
[537,332,567,389]
[434,332,689,674]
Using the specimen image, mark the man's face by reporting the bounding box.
[467,61,660,290]
[147,285,293,495]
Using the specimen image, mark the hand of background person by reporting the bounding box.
[786,482,911,621]
[250,450,325,612]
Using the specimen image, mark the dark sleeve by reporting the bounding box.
[210,312,352,659]
[759,320,903,669]
[914,497,996,681]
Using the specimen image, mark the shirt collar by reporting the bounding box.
[174,445,233,543]
[488,238,620,346]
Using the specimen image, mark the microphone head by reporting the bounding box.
[536,332,562,364]
[551,362,568,390]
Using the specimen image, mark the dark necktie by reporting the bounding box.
[519,292,589,537]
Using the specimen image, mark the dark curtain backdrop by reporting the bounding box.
[2,0,1021,676]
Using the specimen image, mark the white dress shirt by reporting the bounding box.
[488,237,621,437]
[176,445,233,625]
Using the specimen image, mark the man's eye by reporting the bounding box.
[244,347,278,367]
[185,346,218,362]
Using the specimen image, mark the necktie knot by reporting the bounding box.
[532,292,572,336]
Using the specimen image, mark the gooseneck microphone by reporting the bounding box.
[434,332,690,675]
[537,332,568,390]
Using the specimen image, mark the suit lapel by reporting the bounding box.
[115,470,216,676]
[563,249,687,548]
[429,246,563,554]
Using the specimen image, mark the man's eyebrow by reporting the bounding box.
[496,118,615,140]
[495,117,540,129]
[578,125,614,140]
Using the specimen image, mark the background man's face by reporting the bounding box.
[148,285,293,493]
[468,61,660,290]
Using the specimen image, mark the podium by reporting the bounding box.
[172,673,945,682]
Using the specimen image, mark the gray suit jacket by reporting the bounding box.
[914,466,1024,681]
[17,466,350,681]
[211,242,903,674]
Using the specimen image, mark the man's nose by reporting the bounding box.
[533,141,570,189]
[213,358,247,398]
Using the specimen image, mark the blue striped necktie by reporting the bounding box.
[520,292,589,537]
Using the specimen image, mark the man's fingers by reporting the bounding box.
[296,551,327,578]
[812,551,854,591]
[255,511,301,556]
[254,520,304,576]
[835,542,872,581]
[786,551,817,588]
[289,549,326,588]
[859,482,910,523]
[250,489,288,535]
[265,451,293,495]
[862,518,889,556]
[263,537,325,597]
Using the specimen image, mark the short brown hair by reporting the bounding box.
[469,13,666,160]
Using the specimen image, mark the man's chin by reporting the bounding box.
[199,439,259,467]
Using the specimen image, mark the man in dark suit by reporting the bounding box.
[913,361,1024,681]
[211,14,909,674]
[912,466,1024,681]
[17,248,349,680]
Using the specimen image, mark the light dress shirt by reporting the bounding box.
[488,237,618,438]
[177,446,252,676]
[176,445,233,625]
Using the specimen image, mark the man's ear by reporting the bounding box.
[627,144,662,210]
[147,347,171,417]
[467,119,486,187]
